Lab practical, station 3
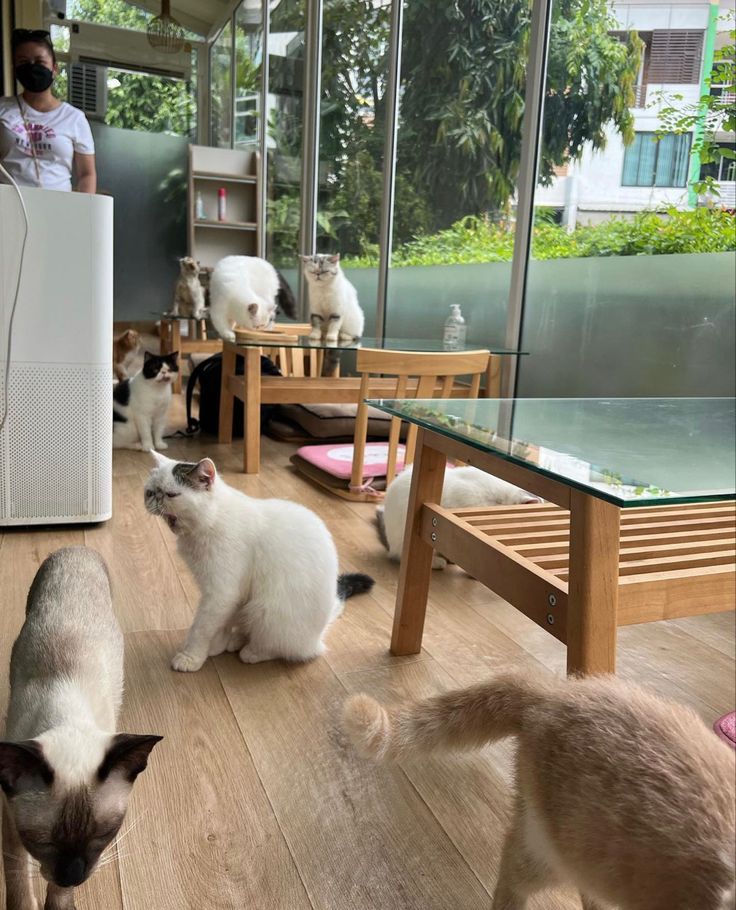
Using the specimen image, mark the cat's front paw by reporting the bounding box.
[154,441,169,450]
[432,554,448,570]
[223,330,236,343]
[171,651,205,672]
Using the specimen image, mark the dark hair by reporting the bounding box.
[11,28,56,65]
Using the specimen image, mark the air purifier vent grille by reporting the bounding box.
[1,365,111,524]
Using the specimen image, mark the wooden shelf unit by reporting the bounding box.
[188,145,261,270]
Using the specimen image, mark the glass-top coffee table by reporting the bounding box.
[369,397,736,674]
[218,331,525,473]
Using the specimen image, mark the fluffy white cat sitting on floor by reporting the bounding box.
[208,255,297,342]
[377,466,538,569]
[144,453,374,672]
[301,254,364,342]
[113,351,178,451]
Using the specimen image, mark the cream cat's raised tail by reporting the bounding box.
[344,674,735,910]
[1,548,162,910]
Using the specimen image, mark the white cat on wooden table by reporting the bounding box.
[143,453,374,672]
[208,255,297,342]
[113,351,178,451]
[301,254,364,343]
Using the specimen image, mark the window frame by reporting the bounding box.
[621,131,693,189]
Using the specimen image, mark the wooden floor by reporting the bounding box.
[1,395,734,910]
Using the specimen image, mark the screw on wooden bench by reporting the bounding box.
[548,593,557,607]
[432,517,438,526]
[547,613,555,625]
[431,532,437,542]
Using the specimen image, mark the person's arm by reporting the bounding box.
[74,152,96,194]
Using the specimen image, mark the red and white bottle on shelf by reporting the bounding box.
[217,187,227,222]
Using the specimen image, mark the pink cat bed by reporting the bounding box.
[291,442,406,499]
[714,711,736,748]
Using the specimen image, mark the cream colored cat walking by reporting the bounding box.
[344,674,736,910]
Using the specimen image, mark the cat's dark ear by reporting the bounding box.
[299,254,311,262]
[143,350,156,363]
[328,254,340,263]
[167,351,179,366]
[98,734,162,784]
[248,303,259,317]
[0,740,54,796]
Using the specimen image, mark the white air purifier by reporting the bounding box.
[0,186,113,525]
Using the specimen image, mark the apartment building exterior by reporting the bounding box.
[536,0,735,225]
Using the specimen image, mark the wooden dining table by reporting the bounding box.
[217,334,525,474]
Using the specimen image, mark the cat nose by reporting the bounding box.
[55,856,87,887]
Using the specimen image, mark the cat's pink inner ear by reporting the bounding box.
[197,458,217,488]
[328,254,340,263]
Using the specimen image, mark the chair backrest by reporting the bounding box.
[350,347,490,492]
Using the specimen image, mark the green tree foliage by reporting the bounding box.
[343,209,736,268]
[317,0,643,255]
[66,0,195,136]
[398,0,642,230]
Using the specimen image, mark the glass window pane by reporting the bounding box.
[385,1,529,347]
[266,0,306,271]
[524,2,735,399]
[211,22,233,149]
[317,0,391,334]
[235,1,263,150]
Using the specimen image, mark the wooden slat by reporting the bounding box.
[355,347,490,376]
[422,504,569,645]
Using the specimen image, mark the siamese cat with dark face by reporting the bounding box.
[1,547,162,910]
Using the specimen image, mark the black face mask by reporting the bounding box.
[15,63,54,93]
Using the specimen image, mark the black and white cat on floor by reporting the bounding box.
[113,351,179,451]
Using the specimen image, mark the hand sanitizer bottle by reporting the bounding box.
[443,304,466,350]
[195,191,206,220]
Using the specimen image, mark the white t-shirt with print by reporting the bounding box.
[0,97,95,192]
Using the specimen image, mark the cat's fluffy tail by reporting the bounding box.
[337,572,375,600]
[343,675,543,761]
[374,506,389,551]
[276,271,297,319]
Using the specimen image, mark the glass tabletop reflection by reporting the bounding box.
[232,334,526,355]
[368,397,736,507]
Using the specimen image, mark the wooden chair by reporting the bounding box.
[234,324,321,377]
[293,347,490,502]
[160,317,221,394]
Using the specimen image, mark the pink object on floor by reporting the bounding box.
[295,442,406,481]
[714,711,736,748]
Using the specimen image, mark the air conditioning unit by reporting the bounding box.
[69,62,108,120]
[68,20,193,81]
[0,186,113,526]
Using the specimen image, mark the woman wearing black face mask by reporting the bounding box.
[0,29,96,193]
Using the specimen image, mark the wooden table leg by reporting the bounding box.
[391,429,447,655]
[566,489,621,675]
[218,342,237,445]
[484,353,501,398]
[170,320,183,394]
[243,346,262,474]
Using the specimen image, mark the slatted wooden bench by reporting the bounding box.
[422,500,736,643]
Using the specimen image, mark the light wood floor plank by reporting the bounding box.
[341,659,576,910]
[214,655,494,909]
[117,631,311,910]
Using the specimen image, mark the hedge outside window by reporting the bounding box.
[622,132,692,188]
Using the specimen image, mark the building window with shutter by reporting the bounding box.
[622,132,692,187]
